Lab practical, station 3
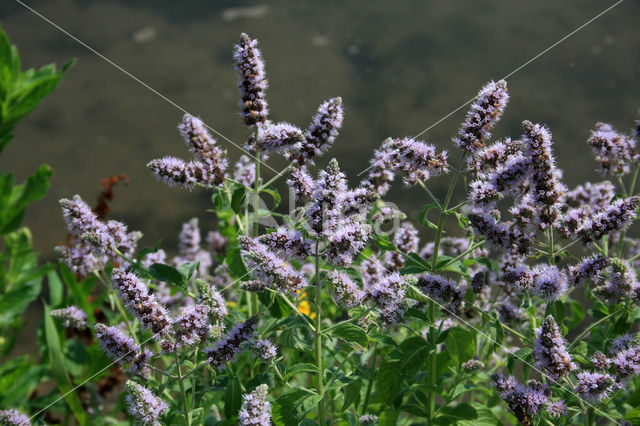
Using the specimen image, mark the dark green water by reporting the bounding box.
[0,0,639,256]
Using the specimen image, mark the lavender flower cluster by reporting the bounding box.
[56,195,141,277]
[148,114,227,189]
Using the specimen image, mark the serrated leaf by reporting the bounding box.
[149,263,187,291]
[329,323,368,348]
[445,327,475,365]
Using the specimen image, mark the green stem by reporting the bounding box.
[174,351,191,426]
[427,153,465,423]
[361,344,377,415]
[416,179,442,209]
[547,224,555,266]
[260,164,292,190]
[248,148,262,316]
[314,240,326,425]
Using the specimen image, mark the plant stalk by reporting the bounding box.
[314,240,326,425]
[174,351,191,426]
[427,153,465,422]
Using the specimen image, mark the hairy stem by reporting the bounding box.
[314,240,326,425]
[175,351,191,426]
[427,153,465,422]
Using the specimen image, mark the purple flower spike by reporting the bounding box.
[568,256,610,285]
[147,156,225,189]
[566,181,615,211]
[95,323,140,365]
[325,220,371,267]
[362,137,447,196]
[522,120,566,227]
[292,97,344,164]
[234,33,268,126]
[307,159,348,236]
[253,121,305,154]
[0,409,30,425]
[588,122,639,176]
[417,273,467,315]
[205,316,259,367]
[258,227,312,261]
[173,304,211,348]
[577,196,639,244]
[532,265,568,301]
[50,306,88,330]
[575,371,615,401]
[328,271,366,308]
[250,339,278,362]
[454,80,509,153]
[611,344,640,379]
[239,237,307,293]
[287,166,314,202]
[111,268,170,335]
[178,114,226,166]
[125,381,167,426]
[369,273,407,324]
[492,374,550,425]
[533,315,575,380]
[238,384,271,426]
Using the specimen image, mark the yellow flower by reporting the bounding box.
[296,291,316,319]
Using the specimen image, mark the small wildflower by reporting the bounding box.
[328,271,366,308]
[0,408,30,426]
[238,384,271,426]
[359,414,378,425]
[234,33,268,126]
[575,371,615,401]
[454,80,509,153]
[591,352,610,370]
[588,122,639,176]
[50,306,88,330]
[125,381,167,426]
[532,265,568,301]
[111,268,170,335]
[369,273,407,324]
[250,339,278,362]
[533,315,575,380]
[577,196,639,243]
[462,359,485,371]
[205,316,259,367]
[291,97,344,164]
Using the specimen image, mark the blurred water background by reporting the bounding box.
[0,0,639,258]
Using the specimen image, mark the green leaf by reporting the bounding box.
[493,317,504,351]
[272,388,320,426]
[625,405,640,425]
[231,184,247,214]
[400,253,431,275]
[283,363,318,380]
[378,409,400,426]
[418,203,440,229]
[149,263,187,292]
[0,164,53,233]
[406,284,431,303]
[47,269,63,307]
[434,402,478,424]
[341,379,362,411]
[373,234,397,252]
[445,327,475,366]
[224,377,242,419]
[226,235,249,280]
[329,323,368,348]
[43,303,87,424]
[261,185,281,208]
